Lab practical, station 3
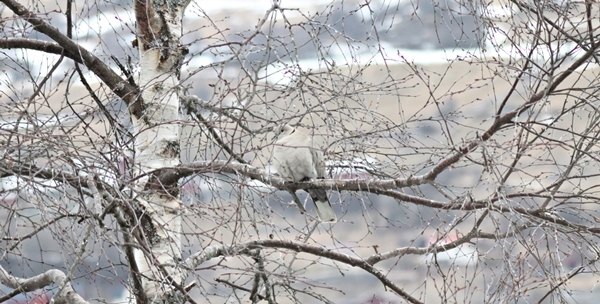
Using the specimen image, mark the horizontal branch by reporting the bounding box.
[158,159,438,190]
[3,157,599,233]
[0,265,87,304]
[165,160,600,234]
[155,159,490,211]
[0,158,120,205]
[0,38,83,64]
[186,239,423,304]
[1,159,86,190]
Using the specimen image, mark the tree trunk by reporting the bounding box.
[131,0,190,301]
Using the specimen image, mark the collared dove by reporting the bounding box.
[272,124,336,222]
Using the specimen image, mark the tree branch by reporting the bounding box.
[0,266,87,304]
[186,240,423,304]
[0,158,116,199]
[0,0,144,117]
[0,38,83,63]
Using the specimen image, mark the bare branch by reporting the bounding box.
[0,266,87,304]
[187,240,423,304]
[0,0,143,117]
[0,38,82,63]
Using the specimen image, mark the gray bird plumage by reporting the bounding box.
[273,125,336,222]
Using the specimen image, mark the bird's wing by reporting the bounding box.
[310,147,326,178]
[275,130,313,180]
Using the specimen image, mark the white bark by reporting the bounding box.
[135,48,181,172]
[131,1,188,300]
[133,48,183,291]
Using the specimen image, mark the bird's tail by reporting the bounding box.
[309,189,337,223]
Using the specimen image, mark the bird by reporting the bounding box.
[272,124,336,222]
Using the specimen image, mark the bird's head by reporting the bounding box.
[272,124,295,141]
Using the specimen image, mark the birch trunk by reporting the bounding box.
[132,0,190,301]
